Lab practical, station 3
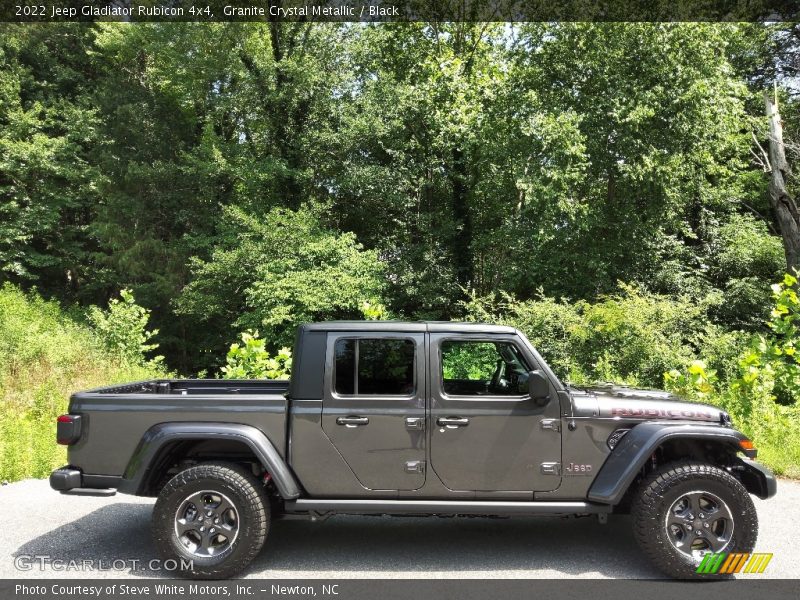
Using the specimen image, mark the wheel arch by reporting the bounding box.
[587,422,770,505]
[118,422,301,499]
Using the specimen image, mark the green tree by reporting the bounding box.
[510,23,758,300]
[0,24,99,293]
[177,205,385,361]
[86,23,350,370]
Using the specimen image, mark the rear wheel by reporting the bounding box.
[631,462,757,579]
[152,462,269,579]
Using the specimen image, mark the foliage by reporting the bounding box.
[88,289,162,366]
[465,277,800,476]
[0,25,99,291]
[442,342,500,381]
[573,285,716,385]
[462,291,583,381]
[177,205,386,354]
[2,22,800,478]
[764,272,800,400]
[663,273,800,477]
[1,22,791,372]
[706,214,785,328]
[508,23,756,300]
[664,360,719,404]
[463,285,715,387]
[220,331,292,380]
[0,284,165,482]
[733,273,800,406]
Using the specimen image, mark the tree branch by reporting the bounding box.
[751,131,771,172]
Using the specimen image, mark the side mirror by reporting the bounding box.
[528,370,551,405]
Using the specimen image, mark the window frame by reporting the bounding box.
[332,336,418,398]
[438,337,532,400]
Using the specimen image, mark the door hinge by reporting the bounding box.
[405,417,424,431]
[540,462,561,476]
[540,418,561,432]
[405,460,425,474]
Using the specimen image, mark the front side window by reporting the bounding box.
[441,340,529,396]
[334,338,415,396]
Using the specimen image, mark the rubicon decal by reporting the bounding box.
[696,552,773,574]
[611,406,716,420]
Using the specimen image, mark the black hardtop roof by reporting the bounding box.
[301,321,518,334]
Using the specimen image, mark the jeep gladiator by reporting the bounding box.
[50,321,777,579]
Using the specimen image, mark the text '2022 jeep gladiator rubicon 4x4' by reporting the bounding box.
[50,321,776,579]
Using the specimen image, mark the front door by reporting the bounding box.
[321,332,426,491]
[428,334,562,492]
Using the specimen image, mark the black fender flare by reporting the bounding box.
[118,422,301,499]
[586,422,771,504]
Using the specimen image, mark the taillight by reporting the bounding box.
[56,414,82,445]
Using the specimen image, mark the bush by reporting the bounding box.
[220,331,292,380]
[462,290,582,381]
[87,289,163,366]
[177,205,386,350]
[761,272,800,404]
[464,277,799,477]
[463,284,716,387]
[664,273,800,477]
[0,284,165,482]
[706,214,785,329]
[664,360,719,404]
[572,284,714,386]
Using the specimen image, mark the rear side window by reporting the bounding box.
[334,338,415,396]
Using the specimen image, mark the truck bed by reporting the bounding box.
[67,379,290,479]
[80,378,290,396]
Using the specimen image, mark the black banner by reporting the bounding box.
[3,0,800,23]
[3,579,800,600]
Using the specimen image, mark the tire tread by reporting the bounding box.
[152,462,269,579]
[631,461,757,579]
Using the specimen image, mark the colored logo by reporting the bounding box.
[696,552,773,574]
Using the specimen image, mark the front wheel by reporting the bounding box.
[152,462,270,579]
[631,462,758,579]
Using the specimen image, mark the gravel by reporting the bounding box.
[2,478,797,579]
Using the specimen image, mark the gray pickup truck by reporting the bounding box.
[50,321,776,579]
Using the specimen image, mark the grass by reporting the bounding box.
[737,406,800,479]
[0,284,164,482]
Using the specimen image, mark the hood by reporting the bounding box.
[570,382,728,424]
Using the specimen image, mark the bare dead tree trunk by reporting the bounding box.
[765,92,800,272]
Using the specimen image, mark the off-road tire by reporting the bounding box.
[631,462,757,579]
[153,462,269,579]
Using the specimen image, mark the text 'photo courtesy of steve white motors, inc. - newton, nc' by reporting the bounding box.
[14,583,340,597]
[15,4,399,19]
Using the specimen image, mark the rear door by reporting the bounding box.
[428,333,562,493]
[321,332,426,491]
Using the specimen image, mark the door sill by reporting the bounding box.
[284,498,611,516]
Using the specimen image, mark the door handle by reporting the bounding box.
[336,416,369,427]
[437,417,469,428]
[405,417,425,431]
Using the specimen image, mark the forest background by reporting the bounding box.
[2,21,800,480]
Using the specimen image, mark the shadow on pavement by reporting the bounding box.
[250,514,662,578]
[13,503,170,578]
[14,504,662,579]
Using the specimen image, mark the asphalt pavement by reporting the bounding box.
[2,478,797,579]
